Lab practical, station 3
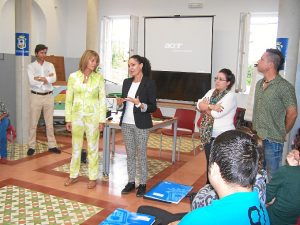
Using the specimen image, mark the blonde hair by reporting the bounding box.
[78,50,100,72]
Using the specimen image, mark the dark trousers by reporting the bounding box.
[137,206,187,225]
[204,138,214,184]
[0,117,9,158]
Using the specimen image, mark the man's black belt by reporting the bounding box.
[31,90,53,95]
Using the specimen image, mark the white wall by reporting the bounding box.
[0,0,280,110]
[64,0,87,57]
[99,0,279,78]
[0,0,86,57]
[0,0,14,53]
[98,0,279,108]
[2,0,299,134]
[1,0,279,67]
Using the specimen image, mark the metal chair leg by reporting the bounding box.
[111,129,115,155]
[178,137,181,161]
[159,133,163,157]
[192,133,195,156]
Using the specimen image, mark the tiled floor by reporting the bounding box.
[0,126,207,224]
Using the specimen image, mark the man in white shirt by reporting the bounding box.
[27,44,60,155]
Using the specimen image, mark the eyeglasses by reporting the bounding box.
[214,77,227,82]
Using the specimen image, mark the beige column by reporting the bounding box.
[15,0,31,144]
[278,0,300,84]
[86,0,100,51]
[277,0,300,163]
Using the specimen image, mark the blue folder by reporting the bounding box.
[99,208,155,225]
[143,180,193,204]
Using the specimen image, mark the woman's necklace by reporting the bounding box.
[83,74,89,84]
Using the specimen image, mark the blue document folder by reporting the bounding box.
[99,208,155,225]
[144,180,193,204]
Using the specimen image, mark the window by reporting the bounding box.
[238,13,278,121]
[100,16,138,85]
[237,13,278,93]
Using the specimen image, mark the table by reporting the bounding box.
[102,118,178,176]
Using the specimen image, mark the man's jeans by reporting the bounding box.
[263,139,283,180]
[0,117,9,158]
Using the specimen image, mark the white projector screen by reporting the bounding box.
[144,16,213,73]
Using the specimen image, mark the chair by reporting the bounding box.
[151,107,164,119]
[150,108,164,135]
[160,108,196,160]
[234,107,246,128]
[196,113,204,128]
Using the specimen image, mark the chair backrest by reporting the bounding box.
[152,108,164,119]
[297,216,300,225]
[6,124,16,142]
[174,108,196,132]
[196,114,204,128]
[234,107,246,128]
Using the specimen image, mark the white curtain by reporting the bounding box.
[236,12,250,92]
[244,67,263,121]
[100,16,112,79]
[129,15,139,56]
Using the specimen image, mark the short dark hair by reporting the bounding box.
[35,44,48,54]
[209,130,259,188]
[266,48,285,72]
[219,68,235,90]
[237,126,264,171]
[129,55,152,77]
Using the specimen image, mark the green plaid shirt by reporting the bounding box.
[253,75,297,143]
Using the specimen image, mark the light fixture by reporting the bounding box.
[188,2,203,8]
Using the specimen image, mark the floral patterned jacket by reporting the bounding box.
[65,70,106,123]
[0,100,8,117]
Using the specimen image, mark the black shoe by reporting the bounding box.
[49,147,61,154]
[121,182,135,194]
[27,148,35,156]
[136,184,146,197]
[81,149,87,164]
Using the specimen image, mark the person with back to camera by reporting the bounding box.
[27,44,61,156]
[191,126,268,210]
[64,50,106,189]
[137,129,269,225]
[253,48,297,180]
[178,130,270,225]
[197,68,237,183]
[117,55,157,197]
[266,148,300,225]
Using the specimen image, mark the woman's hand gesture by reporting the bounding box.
[66,122,72,132]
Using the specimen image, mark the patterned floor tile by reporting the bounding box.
[53,153,171,181]
[6,141,64,161]
[147,133,201,152]
[0,185,102,225]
